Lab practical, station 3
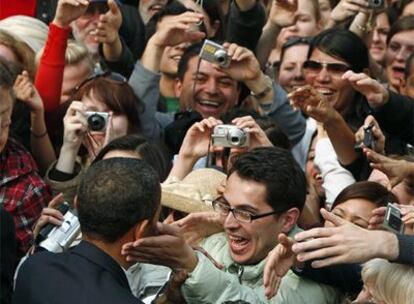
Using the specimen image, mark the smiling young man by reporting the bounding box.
[128,12,306,147]
[122,147,342,303]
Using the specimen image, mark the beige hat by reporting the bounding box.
[161,168,227,214]
[0,15,48,53]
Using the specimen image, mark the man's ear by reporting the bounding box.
[134,219,152,241]
[174,78,183,98]
[280,208,300,234]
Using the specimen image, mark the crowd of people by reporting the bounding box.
[1,0,414,303]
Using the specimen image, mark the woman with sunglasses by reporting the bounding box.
[289,28,408,182]
[44,72,143,203]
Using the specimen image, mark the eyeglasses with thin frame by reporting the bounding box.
[212,196,281,223]
[303,60,351,77]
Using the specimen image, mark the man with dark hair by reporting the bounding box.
[13,158,161,304]
[122,147,341,303]
[0,58,51,257]
[128,8,306,150]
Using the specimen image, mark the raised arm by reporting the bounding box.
[35,0,89,112]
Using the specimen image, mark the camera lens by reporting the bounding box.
[88,114,105,131]
[227,128,246,147]
[214,50,228,66]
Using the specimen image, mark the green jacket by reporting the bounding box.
[182,228,343,304]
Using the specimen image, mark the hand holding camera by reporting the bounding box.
[355,115,385,153]
[62,101,88,152]
[199,41,262,83]
[179,117,223,160]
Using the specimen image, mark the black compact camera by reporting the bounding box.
[355,124,376,151]
[199,40,230,68]
[85,111,109,132]
[368,0,384,8]
[383,203,404,234]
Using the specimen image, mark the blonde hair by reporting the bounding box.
[362,258,414,304]
[36,39,94,72]
[0,29,35,79]
[0,15,48,53]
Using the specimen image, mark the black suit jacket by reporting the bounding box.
[12,241,143,304]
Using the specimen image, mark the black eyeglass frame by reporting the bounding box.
[212,196,282,223]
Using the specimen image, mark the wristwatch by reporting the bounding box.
[250,75,273,99]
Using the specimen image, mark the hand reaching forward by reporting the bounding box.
[263,234,297,299]
[364,148,414,190]
[292,208,399,267]
[121,222,198,272]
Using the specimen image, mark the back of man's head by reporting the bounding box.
[229,147,306,212]
[77,158,161,242]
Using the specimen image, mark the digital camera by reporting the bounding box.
[85,111,109,132]
[199,39,230,68]
[383,203,404,234]
[368,0,384,8]
[355,124,376,151]
[211,125,249,148]
[37,202,81,253]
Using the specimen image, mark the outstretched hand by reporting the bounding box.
[292,209,396,267]
[364,148,414,190]
[263,234,296,299]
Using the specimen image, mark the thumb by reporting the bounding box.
[108,0,119,14]
[320,208,346,227]
[22,70,30,79]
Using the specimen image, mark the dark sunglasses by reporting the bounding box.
[303,60,351,75]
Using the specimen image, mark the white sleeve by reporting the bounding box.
[314,138,355,210]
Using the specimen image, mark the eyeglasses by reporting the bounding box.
[74,70,127,92]
[303,60,350,77]
[212,196,280,223]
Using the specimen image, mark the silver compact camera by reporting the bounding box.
[199,39,230,68]
[383,203,404,234]
[211,125,250,148]
[368,0,384,8]
[85,111,109,132]
[38,202,81,253]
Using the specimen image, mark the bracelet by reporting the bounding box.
[250,75,273,99]
[30,128,48,138]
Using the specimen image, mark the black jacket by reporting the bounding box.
[12,241,143,304]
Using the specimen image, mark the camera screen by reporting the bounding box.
[388,214,403,232]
